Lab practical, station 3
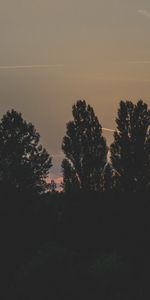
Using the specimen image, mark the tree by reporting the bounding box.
[103,163,114,192]
[61,159,80,193]
[62,100,107,192]
[110,100,150,192]
[0,109,52,194]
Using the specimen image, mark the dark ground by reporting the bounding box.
[1,190,150,299]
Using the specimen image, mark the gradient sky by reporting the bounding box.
[1,0,150,180]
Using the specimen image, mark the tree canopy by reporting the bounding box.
[0,109,52,194]
[62,100,107,192]
[110,100,150,192]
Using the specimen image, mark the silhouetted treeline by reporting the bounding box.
[0,99,150,194]
[1,99,150,299]
[62,99,150,193]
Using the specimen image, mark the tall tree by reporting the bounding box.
[103,163,114,192]
[0,109,52,194]
[62,100,107,192]
[61,159,80,193]
[110,100,150,192]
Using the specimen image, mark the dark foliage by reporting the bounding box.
[61,158,80,193]
[103,163,114,192]
[111,100,150,192]
[62,100,107,192]
[0,109,52,194]
[1,190,150,300]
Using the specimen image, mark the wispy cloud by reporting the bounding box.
[138,9,150,20]
[0,64,63,70]
[128,61,150,64]
[102,127,115,133]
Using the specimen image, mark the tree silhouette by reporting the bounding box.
[103,163,113,192]
[0,109,52,194]
[110,100,150,192]
[62,100,107,192]
[61,159,80,193]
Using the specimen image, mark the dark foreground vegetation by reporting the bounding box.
[1,190,150,299]
[1,99,150,299]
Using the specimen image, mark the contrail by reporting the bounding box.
[0,64,64,70]
[128,61,150,64]
[102,127,115,133]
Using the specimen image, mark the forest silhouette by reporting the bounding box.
[1,99,150,299]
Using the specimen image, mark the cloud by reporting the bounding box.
[128,61,150,64]
[127,60,150,65]
[0,64,63,70]
[138,9,150,20]
[102,127,115,133]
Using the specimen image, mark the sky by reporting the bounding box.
[0,0,150,181]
